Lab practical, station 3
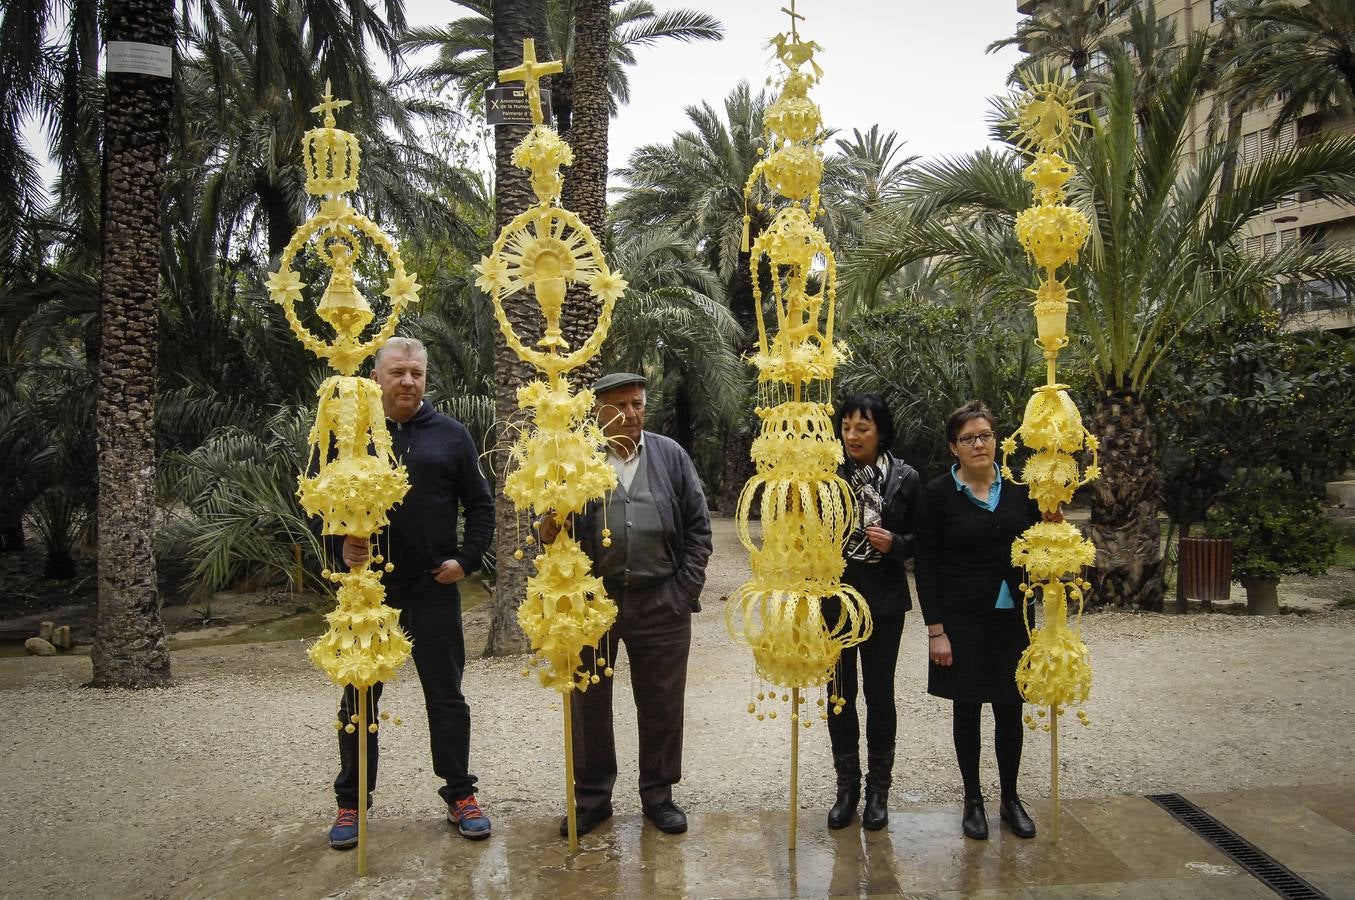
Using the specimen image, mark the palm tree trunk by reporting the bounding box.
[485,0,550,658]
[1218,98,1244,200]
[0,511,23,552]
[1087,389,1165,611]
[716,257,759,516]
[259,175,298,260]
[559,0,610,391]
[91,0,173,687]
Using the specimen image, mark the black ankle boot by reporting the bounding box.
[962,796,989,840]
[861,751,893,831]
[1000,795,1036,838]
[827,752,860,829]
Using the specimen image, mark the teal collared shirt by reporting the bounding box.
[951,463,1014,610]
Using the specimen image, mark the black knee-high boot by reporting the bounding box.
[827,752,860,829]
[862,748,893,831]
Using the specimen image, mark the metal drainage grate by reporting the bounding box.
[1147,793,1329,899]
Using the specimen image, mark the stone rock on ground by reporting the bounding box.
[24,637,56,656]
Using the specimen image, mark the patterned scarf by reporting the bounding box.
[843,453,889,563]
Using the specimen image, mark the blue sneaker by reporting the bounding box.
[448,794,492,840]
[329,807,358,850]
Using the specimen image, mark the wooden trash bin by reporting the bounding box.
[1178,536,1233,610]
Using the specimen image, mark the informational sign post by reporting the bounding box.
[486,85,552,126]
[105,41,173,78]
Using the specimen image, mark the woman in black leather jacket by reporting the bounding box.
[824,394,920,831]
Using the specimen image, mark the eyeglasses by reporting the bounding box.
[957,431,996,447]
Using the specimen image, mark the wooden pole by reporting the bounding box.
[564,694,578,852]
[1050,704,1059,842]
[789,687,799,850]
[358,687,369,876]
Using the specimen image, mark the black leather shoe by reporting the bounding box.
[643,800,688,834]
[962,797,989,840]
[1000,796,1036,838]
[560,802,613,837]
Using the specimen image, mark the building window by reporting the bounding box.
[1299,279,1354,311]
[1211,0,1225,23]
[1240,121,1297,167]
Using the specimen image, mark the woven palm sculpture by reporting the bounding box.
[998,69,1098,841]
[725,1,871,849]
[472,39,624,852]
[265,82,419,875]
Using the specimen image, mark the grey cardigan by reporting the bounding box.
[576,432,713,613]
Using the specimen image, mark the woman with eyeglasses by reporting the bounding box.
[824,395,920,831]
[912,400,1040,841]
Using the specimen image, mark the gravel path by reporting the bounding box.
[3,518,1354,897]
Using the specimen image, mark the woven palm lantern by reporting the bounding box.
[725,1,871,850]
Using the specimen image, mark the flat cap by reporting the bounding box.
[592,371,647,394]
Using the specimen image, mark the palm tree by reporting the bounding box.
[557,0,613,391]
[90,0,176,688]
[613,83,769,512]
[845,38,1355,609]
[823,125,918,315]
[600,229,743,477]
[404,0,722,139]
[988,0,1134,79]
[0,0,101,271]
[1231,0,1355,132]
[158,405,328,600]
[0,0,413,269]
[174,0,477,260]
[824,126,917,243]
[484,0,550,657]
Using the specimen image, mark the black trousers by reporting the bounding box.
[334,579,476,809]
[827,613,905,758]
[952,700,1023,802]
[570,580,692,813]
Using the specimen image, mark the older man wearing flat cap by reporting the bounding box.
[542,371,712,836]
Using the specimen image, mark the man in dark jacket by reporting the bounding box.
[544,372,713,837]
[328,337,495,848]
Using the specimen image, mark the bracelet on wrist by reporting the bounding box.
[928,632,945,639]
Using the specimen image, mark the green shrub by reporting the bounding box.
[1207,470,1338,581]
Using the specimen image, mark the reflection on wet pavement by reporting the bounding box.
[174,785,1355,898]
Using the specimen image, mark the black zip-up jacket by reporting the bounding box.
[323,400,494,590]
[381,401,494,587]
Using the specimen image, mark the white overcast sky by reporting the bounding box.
[25,1,1023,192]
[407,0,1026,180]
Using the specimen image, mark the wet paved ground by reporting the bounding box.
[174,783,1355,898]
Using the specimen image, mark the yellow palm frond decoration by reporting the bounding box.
[725,1,868,850]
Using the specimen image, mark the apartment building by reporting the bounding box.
[1016,0,1355,331]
